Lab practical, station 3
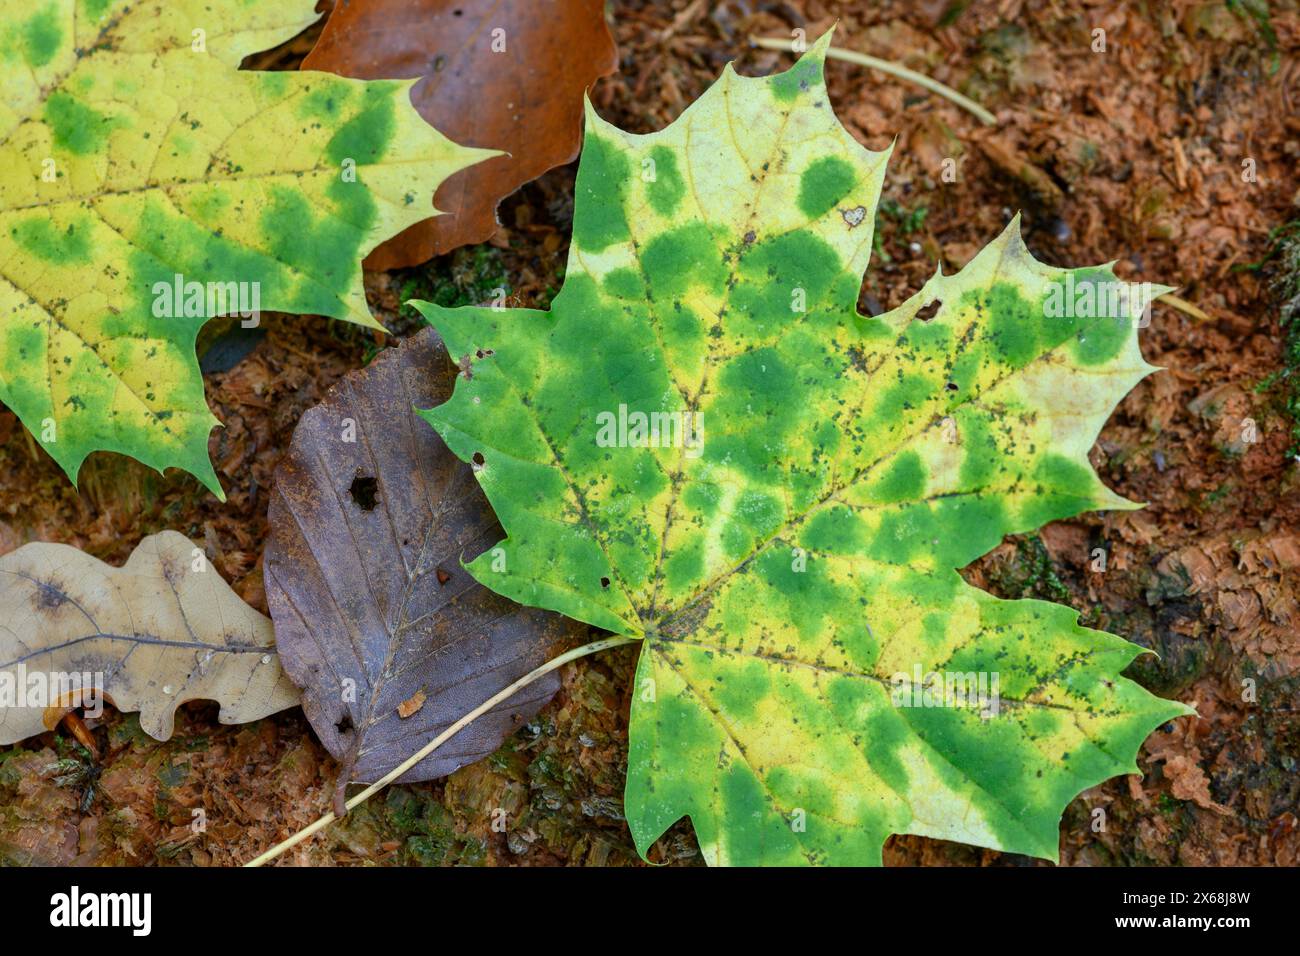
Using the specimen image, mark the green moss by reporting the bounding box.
[1226,0,1281,73]
[868,197,930,265]
[1245,221,1300,454]
[878,197,929,236]
[987,534,1071,604]
[395,245,508,324]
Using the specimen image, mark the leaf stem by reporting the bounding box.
[243,634,640,867]
[1154,292,1209,321]
[749,35,998,127]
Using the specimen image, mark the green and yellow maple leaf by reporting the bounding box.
[415,34,1191,866]
[0,0,490,496]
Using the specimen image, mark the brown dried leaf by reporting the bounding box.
[302,0,619,267]
[265,328,579,814]
[397,689,426,719]
[0,532,299,744]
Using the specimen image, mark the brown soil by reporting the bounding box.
[1,0,1297,867]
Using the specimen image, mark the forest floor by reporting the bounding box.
[1,0,1297,867]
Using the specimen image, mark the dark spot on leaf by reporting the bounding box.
[35,581,68,611]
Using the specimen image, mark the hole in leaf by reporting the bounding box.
[335,714,354,735]
[472,452,485,467]
[600,576,610,588]
[945,381,959,392]
[916,299,942,322]
[436,567,452,585]
[349,475,378,511]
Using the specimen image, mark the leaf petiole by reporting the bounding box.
[244,634,640,867]
[748,35,998,127]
